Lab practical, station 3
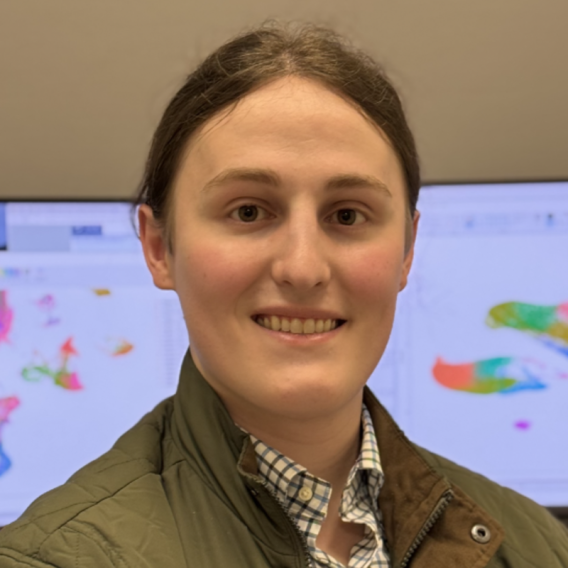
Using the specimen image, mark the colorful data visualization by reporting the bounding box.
[0,287,144,493]
[432,356,567,394]
[0,397,20,477]
[21,338,83,391]
[487,301,568,357]
[433,299,568,396]
[0,281,187,528]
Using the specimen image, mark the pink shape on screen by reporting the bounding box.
[0,396,20,422]
[36,294,56,310]
[60,338,79,358]
[514,420,531,431]
[57,371,83,391]
[0,291,14,344]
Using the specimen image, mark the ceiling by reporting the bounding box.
[1,0,567,199]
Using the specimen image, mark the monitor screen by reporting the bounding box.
[0,184,567,525]
[0,201,188,526]
[370,180,568,510]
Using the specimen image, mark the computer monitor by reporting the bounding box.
[0,201,188,526]
[0,183,567,526]
[370,180,568,518]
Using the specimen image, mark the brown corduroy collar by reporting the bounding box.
[364,388,504,568]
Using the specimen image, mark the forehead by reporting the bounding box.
[177,76,405,196]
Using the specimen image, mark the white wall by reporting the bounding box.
[1,0,567,199]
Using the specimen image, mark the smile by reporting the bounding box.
[253,315,345,335]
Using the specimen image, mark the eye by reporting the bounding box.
[331,208,366,226]
[229,204,268,223]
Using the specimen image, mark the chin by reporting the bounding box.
[260,373,362,418]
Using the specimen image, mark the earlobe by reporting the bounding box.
[138,205,175,290]
[399,210,420,291]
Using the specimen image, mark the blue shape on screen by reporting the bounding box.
[0,446,11,477]
[72,226,102,236]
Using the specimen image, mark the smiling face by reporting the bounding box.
[140,77,418,426]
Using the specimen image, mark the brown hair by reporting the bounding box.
[134,22,420,246]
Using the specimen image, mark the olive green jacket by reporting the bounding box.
[1,351,567,567]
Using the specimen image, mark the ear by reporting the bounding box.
[399,210,420,291]
[138,204,175,290]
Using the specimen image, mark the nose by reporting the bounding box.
[270,212,332,292]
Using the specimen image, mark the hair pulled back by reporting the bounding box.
[135,22,420,238]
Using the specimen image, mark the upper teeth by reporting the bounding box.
[255,315,339,334]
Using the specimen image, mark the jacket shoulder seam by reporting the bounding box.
[0,549,60,568]
[25,471,159,562]
[12,444,162,537]
[42,525,122,568]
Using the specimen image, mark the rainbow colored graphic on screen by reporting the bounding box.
[0,290,14,344]
[486,301,568,356]
[0,396,20,477]
[431,356,566,394]
[22,337,83,390]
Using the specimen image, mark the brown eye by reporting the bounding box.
[336,209,358,225]
[229,204,269,223]
[237,205,259,222]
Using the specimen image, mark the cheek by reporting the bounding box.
[173,240,260,314]
[342,246,403,308]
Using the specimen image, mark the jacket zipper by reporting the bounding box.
[247,475,314,568]
[399,489,454,568]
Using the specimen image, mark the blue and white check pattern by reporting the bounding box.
[249,405,390,568]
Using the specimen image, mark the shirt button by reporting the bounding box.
[470,524,491,544]
[298,486,313,501]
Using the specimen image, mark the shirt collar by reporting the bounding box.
[248,404,384,510]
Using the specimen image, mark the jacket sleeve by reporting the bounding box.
[0,527,116,568]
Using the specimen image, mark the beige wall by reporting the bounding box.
[1,0,567,200]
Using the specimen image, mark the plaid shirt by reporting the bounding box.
[248,405,390,568]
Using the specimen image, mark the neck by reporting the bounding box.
[230,392,364,489]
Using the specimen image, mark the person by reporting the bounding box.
[0,22,567,568]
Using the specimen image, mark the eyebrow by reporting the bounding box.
[200,167,392,197]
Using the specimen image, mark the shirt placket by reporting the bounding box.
[249,405,390,568]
